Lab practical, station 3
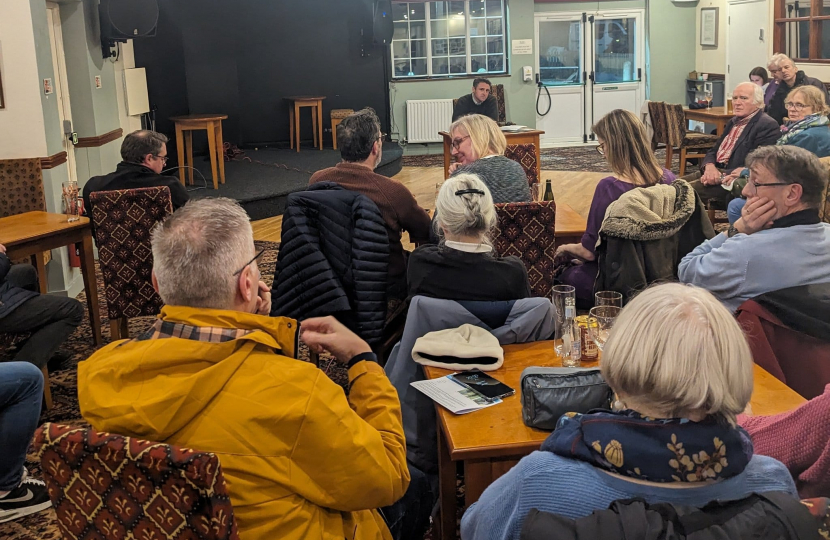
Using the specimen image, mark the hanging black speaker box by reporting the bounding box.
[373,0,394,46]
[100,0,159,58]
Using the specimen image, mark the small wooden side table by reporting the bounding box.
[285,96,326,152]
[171,114,228,190]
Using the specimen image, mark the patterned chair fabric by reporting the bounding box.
[648,101,668,147]
[0,158,47,218]
[492,83,507,124]
[34,423,239,540]
[504,143,538,187]
[820,157,830,224]
[330,108,354,119]
[663,103,719,149]
[90,187,173,320]
[494,201,557,298]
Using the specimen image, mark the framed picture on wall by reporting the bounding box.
[700,8,718,47]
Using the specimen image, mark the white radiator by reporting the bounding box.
[406,99,454,143]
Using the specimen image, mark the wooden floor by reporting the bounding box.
[251,167,603,245]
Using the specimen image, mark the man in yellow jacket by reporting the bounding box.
[78,198,421,540]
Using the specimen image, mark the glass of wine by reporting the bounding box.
[595,291,623,308]
[704,89,713,109]
[587,305,622,351]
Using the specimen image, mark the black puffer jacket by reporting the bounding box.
[594,179,715,303]
[271,182,389,344]
[0,254,37,319]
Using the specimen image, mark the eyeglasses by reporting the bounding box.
[596,143,605,156]
[377,132,387,142]
[153,154,169,164]
[784,101,808,111]
[745,179,792,195]
[451,135,470,150]
[232,248,266,276]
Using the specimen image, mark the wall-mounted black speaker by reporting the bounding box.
[373,0,393,46]
[100,0,159,58]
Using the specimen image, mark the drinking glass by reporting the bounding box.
[62,181,80,222]
[552,285,575,354]
[594,291,623,308]
[704,90,713,109]
[587,305,622,351]
[531,183,541,201]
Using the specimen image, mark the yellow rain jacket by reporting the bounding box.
[78,306,409,540]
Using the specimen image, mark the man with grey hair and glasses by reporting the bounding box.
[78,198,431,540]
[679,145,830,311]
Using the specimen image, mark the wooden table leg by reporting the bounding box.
[437,426,457,540]
[175,123,186,185]
[716,120,726,137]
[317,100,324,150]
[215,121,226,184]
[206,121,219,190]
[78,231,102,345]
[464,459,494,507]
[32,252,48,294]
[311,105,318,151]
[185,130,194,185]
[295,102,301,153]
[289,104,295,150]
[443,137,451,179]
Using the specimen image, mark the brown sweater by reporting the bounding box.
[309,162,431,283]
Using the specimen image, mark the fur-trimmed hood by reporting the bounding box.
[599,179,696,242]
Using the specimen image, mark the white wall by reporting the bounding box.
[696,0,727,75]
[0,0,48,159]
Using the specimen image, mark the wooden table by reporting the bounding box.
[171,114,228,190]
[553,202,586,248]
[683,106,732,136]
[425,340,806,540]
[0,211,102,345]
[440,129,545,180]
[286,96,326,152]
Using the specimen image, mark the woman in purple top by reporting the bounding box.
[555,109,676,305]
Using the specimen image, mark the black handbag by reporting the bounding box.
[520,367,614,430]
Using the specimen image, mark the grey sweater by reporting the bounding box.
[452,156,532,203]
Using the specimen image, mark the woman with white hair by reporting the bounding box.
[407,173,530,301]
[461,283,797,540]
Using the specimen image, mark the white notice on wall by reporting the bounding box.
[512,39,532,55]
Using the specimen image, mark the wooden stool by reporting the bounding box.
[285,96,326,152]
[41,365,52,410]
[330,109,354,150]
[171,114,228,190]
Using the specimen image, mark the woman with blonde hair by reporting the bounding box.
[555,109,675,305]
[461,283,797,540]
[448,114,531,203]
[408,173,530,300]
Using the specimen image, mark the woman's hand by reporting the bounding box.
[448,162,462,175]
[555,243,594,265]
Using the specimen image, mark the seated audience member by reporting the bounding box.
[310,108,431,299]
[0,245,83,368]
[749,66,769,93]
[448,114,531,203]
[452,77,499,122]
[766,54,830,125]
[555,109,675,305]
[764,56,783,107]
[684,82,780,207]
[461,283,798,540]
[83,130,189,215]
[408,174,531,301]
[679,145,830,312]
[78,198,427,540]
[0,362,51,522]
[728,85,830,223]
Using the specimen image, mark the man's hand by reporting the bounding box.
[255,281,271,315]
[720,171,740,188]
[301,316,372,364]
[448,162,462,175]
[734,196,776,235]
[701,164,723,185]
[0,244,5,254]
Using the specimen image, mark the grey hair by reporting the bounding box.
[768,53,791,69]
[746,145,828,208]
[601,283,754,426]
[734,81,764,107]
[435,173,497,245]
[151,198,254,309]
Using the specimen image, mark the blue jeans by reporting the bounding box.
[0,362,43,491]
[728,198,746,225]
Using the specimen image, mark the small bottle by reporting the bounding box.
[543,179,554,202]
[560,297,581,367]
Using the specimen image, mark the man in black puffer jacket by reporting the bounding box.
[766,55,830,125]
[0,246,83,368]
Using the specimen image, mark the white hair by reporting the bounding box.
[151,197,254,309]
[435,173,497,244]
[735,81,765,107]
[600,283,754,426]
[768,53,791,69]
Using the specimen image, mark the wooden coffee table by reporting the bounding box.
[0,211,102,345]
[683,106,732,136]
[424,340,806,540]
[554,202,586,247]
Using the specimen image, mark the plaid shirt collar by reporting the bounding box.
[716,109,761,165]
[135,319,254,344]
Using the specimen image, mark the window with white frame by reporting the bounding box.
[392,1,508,79]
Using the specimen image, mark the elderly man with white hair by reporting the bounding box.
[766,53,829,125]
[684,81,780,207]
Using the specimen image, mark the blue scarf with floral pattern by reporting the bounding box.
[541,410,754,483]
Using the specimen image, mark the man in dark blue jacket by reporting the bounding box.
[0,245,83,368]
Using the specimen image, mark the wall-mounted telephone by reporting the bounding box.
[522,66,533,82]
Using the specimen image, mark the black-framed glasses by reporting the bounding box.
[232,248,266,276]
[153,154,169,164]
[377,132,387,142]
[746,180,792,195]
[596,143,605,156]
[451,135,470,150]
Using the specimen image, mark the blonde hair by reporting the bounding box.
[450,114,506,159]
[434,173,496,244]
[787,85,830,116]
[600,283,754,426]
[593,109,664,186]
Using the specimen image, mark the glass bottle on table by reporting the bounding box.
[560,296,582,367]
[543,179,554,202]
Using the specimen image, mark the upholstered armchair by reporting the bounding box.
[663,102,719,177]
[504,143,539,187]
[494,201,557,298]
